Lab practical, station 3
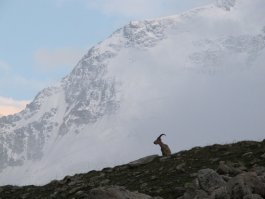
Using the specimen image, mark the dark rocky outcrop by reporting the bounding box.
[0,140,265,199]
[178,167,265,199]
[77,186,162,199]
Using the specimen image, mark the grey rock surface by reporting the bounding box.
[86,186,162,199]
[197,169,226,192]
[227,172,265,199]
[243,194,263,199]
[128,155,159,168]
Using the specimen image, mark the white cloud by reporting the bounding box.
[34,48,85,70]
[89,0,163,18]
[56,0,213,19]
[0,60,10,72]
[0,96,30,116]
[0,60,51,102]
[0,69,53,100]
[87,0,213,19]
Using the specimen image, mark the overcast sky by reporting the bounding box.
[0,0,215,115]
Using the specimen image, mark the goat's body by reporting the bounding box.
[159,143,171,156]
[154,134,172,157]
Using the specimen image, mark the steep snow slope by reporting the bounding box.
[0,0,265,185]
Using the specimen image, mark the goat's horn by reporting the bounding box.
[158,134,166,139]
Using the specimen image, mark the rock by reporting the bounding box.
[68,180,82,186]
[260,153,265,159]
[74,190,89,198]
[50,192,58,199]
[158,167,164,171]
[243,194,263,199]
[224,152,232,156]
[190,173,198,178]
[242,152,253,157]
[176,162,186,173]
[62,175,72,184]
[250,159,260,166]
[226,172,265,199]
[183,183,199,199]
[252,166,265,176]
[197,169,226,192]
[217,161,231,175]
[132,171,142,177]
[87,186,160,199]
[116,165,129,171]
[182,180,209,199]
[258,175,265,184]
[227,178,252,198]
[174,187,186,197]
[153,188,163,194]
[159,156,171,162]
[176,197,184,199]
[210,186,230,199]
[102,167,113,173]
[21,193,30,199]
[128,155,158,168]
[221,175,232,182]
[183,189,208,199]
[140,182,148,189]
[210,158,220,163]
[217,161,241,176]
[69,186,83,194]
[99,178,110,185]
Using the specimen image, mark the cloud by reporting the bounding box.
[0,62,52,101]
[87,0,213,19]
[34,48,85,70]
[56,0,213,19]
[0,74,52,100]
[0,60,10,72]
[89,0,163,18]
[0,96,30,116]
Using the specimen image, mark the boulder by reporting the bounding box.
[183,189,208,199]
[176,162,186,173]
[252,166,265,176]
[128,155,158,168]
[87,186,162,199]
[260,153,265,159]
[210,186,230,199]
[198,169,226,192]
[226,172,265,199]
[243,194,263,199]
[217,161,241,176]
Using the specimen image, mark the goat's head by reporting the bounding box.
[154,134,166,145]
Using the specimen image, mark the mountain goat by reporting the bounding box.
[154,134,171,156]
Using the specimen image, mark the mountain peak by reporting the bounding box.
[215,0,236,10]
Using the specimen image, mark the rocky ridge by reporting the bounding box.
[0,139,265,199]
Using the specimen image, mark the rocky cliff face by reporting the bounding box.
[0,140,265,199]
[215,0,236,10]
[0,8,174,175]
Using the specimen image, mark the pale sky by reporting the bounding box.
[0,0,213,115]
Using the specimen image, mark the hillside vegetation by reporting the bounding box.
[0,140,265,199]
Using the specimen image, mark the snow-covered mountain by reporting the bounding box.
[1,0,265,185]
